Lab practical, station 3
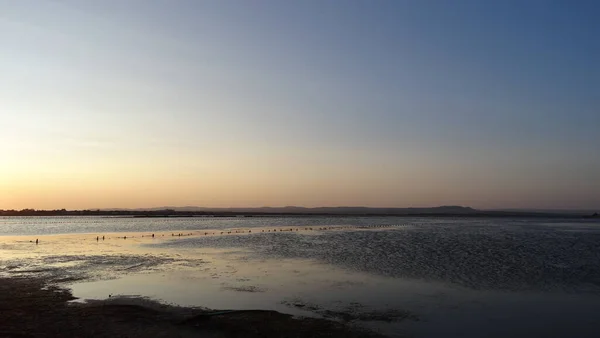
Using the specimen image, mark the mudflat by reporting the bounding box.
[0,276,381,338]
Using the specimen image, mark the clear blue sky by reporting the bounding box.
[1,0,599,209]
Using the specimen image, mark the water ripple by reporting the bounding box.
[150,221,600,293]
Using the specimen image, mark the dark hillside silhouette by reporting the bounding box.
[0,207,595,218]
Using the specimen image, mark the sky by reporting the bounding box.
[1,0,599,210]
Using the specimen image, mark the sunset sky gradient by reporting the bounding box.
[1,0,599,210]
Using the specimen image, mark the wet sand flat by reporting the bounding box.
[2,219,600,338]
[0,230,386,337]
[0,276,381,338]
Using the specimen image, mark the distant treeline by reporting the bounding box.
[0,208,597,218]
[0,209,124,216]
[0,209,237,217]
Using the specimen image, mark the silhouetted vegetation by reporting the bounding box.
[0,207,595,218]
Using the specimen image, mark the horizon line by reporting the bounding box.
[2,206,598,212]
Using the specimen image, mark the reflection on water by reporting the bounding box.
[2,217,600,337]
[69,250,600,338]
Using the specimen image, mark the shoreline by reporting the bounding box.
[1,213,595,219]
[0,232,399,337]
[0,275,383,338]
[3,219,600,337]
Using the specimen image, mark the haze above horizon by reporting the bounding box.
[1,0,599,210]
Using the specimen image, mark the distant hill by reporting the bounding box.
[489,208,598,215]
[3,206,594,218]
[108,205,479,215]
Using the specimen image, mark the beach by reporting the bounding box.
[2,217,600,337]
[0,229,390,337]
[0,275,382,338]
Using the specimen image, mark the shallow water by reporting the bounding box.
[1,216,600,337]
[0,215,408,235]
[151,222,600,293]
